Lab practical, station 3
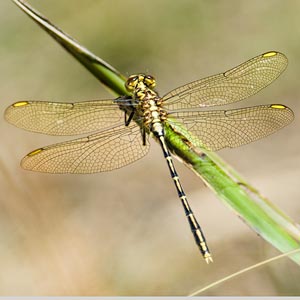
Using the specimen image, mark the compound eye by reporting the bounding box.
[144,75,156,88]
[125,75,139,91]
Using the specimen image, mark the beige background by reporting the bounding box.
[0,0,300,296]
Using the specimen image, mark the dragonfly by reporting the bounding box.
[5,51,294,263]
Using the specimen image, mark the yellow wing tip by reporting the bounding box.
[12,101,29,107]
[263,51,278,58]
[27,148,43,157]
[270,104,287,109]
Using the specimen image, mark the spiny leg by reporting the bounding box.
[157,135,213,263]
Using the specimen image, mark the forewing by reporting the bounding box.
[21,123,149,173]
[163,52,288,110]
[5,99,123,135]
[168,104,294,151]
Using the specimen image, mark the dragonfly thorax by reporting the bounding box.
[125,74,167,133]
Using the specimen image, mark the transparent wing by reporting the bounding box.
[5,99,124,135]
[21,123,149,173]
[163,52,288,110]
[168,104,294,151]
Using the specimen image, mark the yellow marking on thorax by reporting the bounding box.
[136,90,146,100]
[263,51,277,57]
[13,101,29,107]
[149,100,158,111]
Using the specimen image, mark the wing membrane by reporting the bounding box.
[21,123,149,173]
[163,52,288,110]
[5,99,123,135]
[168,104,294,151]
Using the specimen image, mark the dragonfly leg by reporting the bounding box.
[142,128,146,146]
[157,135,213,263]
[125,111,134,126]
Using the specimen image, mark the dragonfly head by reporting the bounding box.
[125,74,156,92]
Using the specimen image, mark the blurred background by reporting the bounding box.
[0,0,300,296]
